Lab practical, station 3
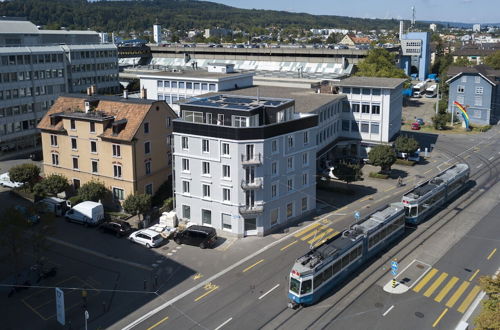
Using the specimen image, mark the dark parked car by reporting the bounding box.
[98,220,132,237]
[174,225,217,249]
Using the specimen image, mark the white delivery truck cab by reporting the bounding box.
[36,197,71,216]
[65,201,105,226]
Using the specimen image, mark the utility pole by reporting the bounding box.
[435,83,440,115]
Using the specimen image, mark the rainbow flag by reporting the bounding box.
[453,101,470,129]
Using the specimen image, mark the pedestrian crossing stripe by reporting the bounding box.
[294,222,322,238]
[313,231,340,248]
[434,276,459,303]
[413,268,438,293]
[457,285,481,313]
[300,226,328,241]
[423,272,448,297]
[307,228,334,244]
[446,281,470,308]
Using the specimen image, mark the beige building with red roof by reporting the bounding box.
[339,34,372,47]
[37,92,177,204]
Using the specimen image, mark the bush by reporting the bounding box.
[477,125,492,132]
[68,195,83,206]
[162,197,174,212]
[395,159,416,166]
[369,172,389,179]
[78,180,109,202]
[9,163,40,189]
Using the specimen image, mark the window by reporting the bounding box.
[222,165,230,178]
[181,137,189,151]
[182,205,190,219]
[302,173,308,185]
[271,139,278,153]
[456,95,464,104]
[72,157,79,170]
[351,121,359,132]
[270,209,279,226]
[287,202,293,218]
[90,141,97,153]
[166,117,172,127]
[271,162,278,176]
[145,161,151,175]
[50,135,58,146]
[112,144,121,157]
[222,213,232,230]
[90,122,95,133]
[361,122,369,133]
[202,139,209,153]
[113,164,122,178]
[461,76,467,83]
[361,104,370,113]
[287,157,294,170]
[352,88,360,94]
[202,209,211,225]
[287,135,294,148]
[475,86,483,94]
[202,184,211,198]
[73,179,80,190]
[301,197,308,211]
[182,158,190,172]
[271,183,278,198]
[233,116,247,127]
[342,87,351,94]
[342,120,350,132]
[303,131,309,145]
[182,180,190,193]
[144,122,149,134]
[51,153,59,165]
[372,88,381,95]
[287,178,293,191]
[144,141,151,154]
[112,187,124,200]
[352,103,360,113]
[473,110,481,118]
[362,88,370,95]
[217,114,224,125]
[371,104,380,115]
[371,122,380,134]
[222,143,230,156]
[223,188,231,202]
[302,153,308,166]
[92,160,98,173]
[474,96,482,106]
[475,76,481,83]
[457,85,465,93]
[71,137,77,150]
[70,119,75,130]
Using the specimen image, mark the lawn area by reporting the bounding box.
[401,122,488,134]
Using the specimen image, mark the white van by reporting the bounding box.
[65,201,105,226]
[36,197,71,217]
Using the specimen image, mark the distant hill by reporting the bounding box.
[0,0,426,34]
[420,20,500,29]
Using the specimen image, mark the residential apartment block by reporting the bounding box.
[38,94,177,206]
[0,18,119,158]
[173,94,318,237]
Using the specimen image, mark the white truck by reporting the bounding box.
[412,81,427,98]
[36,197,71,217]
[65,201,105,226]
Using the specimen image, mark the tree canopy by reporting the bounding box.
[368,145,397,172]
[484,50,500,70]
[474,275,500,329]
[33,174,69,197]
[333,161,363,184]
[395,135,419,155]
[78,181,109,202]
[355,48,408,79]
[8,163,40,189]
[122,193,152,221]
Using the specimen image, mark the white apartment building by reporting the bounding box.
[0,18,119,157]
[173,94,318,237]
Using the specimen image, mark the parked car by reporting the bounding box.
[0,172,23,188]
[14,205,40,225]
[36,197,71,216]
[98,220,132,237]
[411,122,421,130]
[415,118,425,126]
[174,225,217,249]
[129,229,164,248]
[398,151,421,163]
[65,201,105,226]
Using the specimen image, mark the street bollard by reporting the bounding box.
[392,278,397,288]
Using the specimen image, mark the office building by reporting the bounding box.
[400,32,431,81]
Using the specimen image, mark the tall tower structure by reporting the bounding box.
[399,21,404,40]
[153,19,161,44]
[410,6,416,30]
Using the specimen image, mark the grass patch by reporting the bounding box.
[395,159,416,166]
[369,172,389,179]
[471,125,492,132]
[106,211,132,221]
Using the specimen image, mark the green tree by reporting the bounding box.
[39,174,69,196]
[333,161,363,184]
[484,50,500,69]
[78,181,109,202]
[474,275,500,329]
[8,163,40,190]
[122,194,152,222]
[454,56,472,67]
[0,208,29,283]
[368,145,397,172]
[355,48,408,79]
[395,135,419,156]
[432,112,451,130]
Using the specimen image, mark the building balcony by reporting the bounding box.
[239,204,264,216]
[241,178,263,190]
[241,153,262,165]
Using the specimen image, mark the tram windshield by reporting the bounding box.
[405,205,418,217]
[300,279,312,294]
[290,278,300,294]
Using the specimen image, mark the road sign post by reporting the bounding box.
[390,261,399,288]
[84,310,89,330]
[55,287,65,326]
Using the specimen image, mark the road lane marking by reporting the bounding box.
[293,222,321,238]
[359,195,371,202]
[242,259,264,273]
[476,164,483,169]
[193,273,203,280]
[464,155,471,159]
[457,285,481,313]
[424,272,448,297]
[488,156,494,160]
[413,268,438,293]
[424,169,433,175]
[214,317,233,330]
[194,283,219,302]
[307,228,334,244]
[147,316,169,330]
[313,231,340,248]
[445,281,470,308]
[487,248,496,260]
[384,186,395,192]
[468,269,480,282]
[258,284,280,300]
[435,276,459,303]
[382,305,394,316]
[280,240,298,251]
[432,308,448,327]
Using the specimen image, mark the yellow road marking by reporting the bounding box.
[457,285,481,313]
[280,240,298,251]
[300,226,328,241]
[384,186,395,192]
[435,276,459,303]
[221,238,237,251]
[307,228,334,244]
[313,231,340,248]
[464,155,471,159]
[432,308,448,327]
[321,218,331,224]
[193,273,203,280]
[446,281,470,308]
[468,269,480,282]
[424,272,448,297]
[22,299,49,321]
[293,222,321,238]
[413,268,438,293]
[335,205,348,213]
[359,196,371,202]
[194,283,219,302]
[487,248,496,260]
[243,259,264,273]
[147,316,169,330]
[424,169,433,175]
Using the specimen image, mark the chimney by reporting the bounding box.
[85,101,91,113]
[123,90,128,99]
[90,85,97,95]
[140,87,147,99]
[87,87,92,96]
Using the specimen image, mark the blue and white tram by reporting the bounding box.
[402,163,470,225]
[288,203,405,308]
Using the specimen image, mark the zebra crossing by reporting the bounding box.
[412,268,482,313]
[293,221,340,248]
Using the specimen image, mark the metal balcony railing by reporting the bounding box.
[239,204,264,215]
[240,178,263,190]
[241,153,262,165]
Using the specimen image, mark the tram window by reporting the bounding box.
[300,279,312,294]
[349,246,360,262]
[404,207,411,217]
[324,265,333,279]
[290,278,300,294]
[314,273,324,288]
[332,261,341,275]
[341,254,350,269]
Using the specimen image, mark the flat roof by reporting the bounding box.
[184,94,292,111]
[203,86,346,113]
[138,70,253,80]
[334,76,407,89]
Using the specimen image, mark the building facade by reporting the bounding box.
[38,94,177,205]
[400,32,430,81]
[173,94,318,237]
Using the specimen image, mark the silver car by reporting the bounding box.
[129,229,164,248]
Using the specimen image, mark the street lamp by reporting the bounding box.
[435,83,440,115]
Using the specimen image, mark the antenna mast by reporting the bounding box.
[410,6,416,31]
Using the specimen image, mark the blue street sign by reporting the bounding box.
[391,261,399,269]
[354,211,360,221]
[391,269,398,276]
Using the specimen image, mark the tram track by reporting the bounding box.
[262,136,499,330]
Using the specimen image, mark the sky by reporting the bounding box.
[210,0,500,24]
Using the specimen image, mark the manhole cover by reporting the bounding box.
[415,312,424,318]
[375,302,384,308]
[416,264,425,269]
